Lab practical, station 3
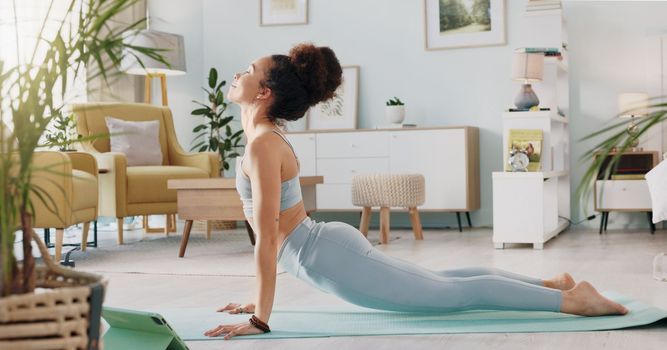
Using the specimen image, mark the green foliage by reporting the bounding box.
[386,97,404,106]
[0,0,166,297]
[190,67,244,173]
[471,0,491,25]
[44,113,82,151]
[439,0,473,32]
[576,98,667,215]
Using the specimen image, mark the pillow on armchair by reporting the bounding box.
[105,117,163,166]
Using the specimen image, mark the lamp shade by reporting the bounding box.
[618,92,649,118]
[121,29,186,76]
[511,52,544,82]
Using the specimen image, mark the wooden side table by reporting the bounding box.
[168,176,323,257]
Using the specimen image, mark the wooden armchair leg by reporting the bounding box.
[359,207,371,237]
[408,207,424,240]
[380,207,390,245]
[117,218,124,245]
[81,222,91,251]
[55,228,64,262]
[164,214,170,236]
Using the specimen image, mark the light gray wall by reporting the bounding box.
[152,0,667,229]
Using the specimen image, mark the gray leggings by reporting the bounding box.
[277,217,562,313]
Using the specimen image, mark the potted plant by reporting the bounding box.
[45,113,81,152]
[190,67,244,174]
[190,68,244,231]
[386,96,406,125]
[0,1,165,348]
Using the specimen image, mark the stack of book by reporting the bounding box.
[526,0,562,12]
[514,47,561,58]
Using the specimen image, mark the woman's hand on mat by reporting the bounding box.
[204,321,263,339]
[216,302,255,314]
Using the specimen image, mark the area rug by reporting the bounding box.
[71,229,399,277]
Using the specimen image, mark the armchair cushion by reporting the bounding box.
[127,166,209,204]
[72,169,98,211]
[105,116,163,166]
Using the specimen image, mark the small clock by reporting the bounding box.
[508,148,529,172]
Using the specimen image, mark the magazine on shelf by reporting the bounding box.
[505,129,544,172]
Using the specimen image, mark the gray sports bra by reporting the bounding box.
[235,130,303,218]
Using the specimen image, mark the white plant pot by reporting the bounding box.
[386,105,405,124]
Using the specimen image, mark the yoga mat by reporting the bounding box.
[155,292,667,340]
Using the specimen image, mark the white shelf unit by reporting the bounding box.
[492,111,570,250]
[492,6,570,249]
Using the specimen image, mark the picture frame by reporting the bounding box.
[260,0,308,26]
[424,0,506,50]
[307,65,359,131]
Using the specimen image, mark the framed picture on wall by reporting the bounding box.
[424,0,506,50]
[307,65,359,131]
[260,0,308,26]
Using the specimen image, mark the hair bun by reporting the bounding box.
[289,43,342,106]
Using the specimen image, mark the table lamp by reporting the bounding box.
[618,92,649,150]
[121,29,186,106]
[511,52,544,110]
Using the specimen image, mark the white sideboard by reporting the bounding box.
[286,127,480,223]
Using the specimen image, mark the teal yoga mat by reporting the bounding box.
[155,292,667,340]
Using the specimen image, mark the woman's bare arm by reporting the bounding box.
[247,135,282,323]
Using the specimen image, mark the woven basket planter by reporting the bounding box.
[0,231,106,350]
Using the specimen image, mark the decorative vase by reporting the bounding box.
[385,105,405,125]
[514,83,540,110]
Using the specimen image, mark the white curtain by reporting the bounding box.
[0,0,87,115]
[0,0,146,126]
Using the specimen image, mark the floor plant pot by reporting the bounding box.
[0,231,106,350]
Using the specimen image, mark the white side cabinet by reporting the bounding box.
[492,111,570,249]
[286,127,480,219]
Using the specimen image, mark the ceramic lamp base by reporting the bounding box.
[514,84,540,110]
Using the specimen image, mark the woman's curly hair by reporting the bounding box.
[261,43,343,123]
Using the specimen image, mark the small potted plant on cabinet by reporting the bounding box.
[386,96,406,125]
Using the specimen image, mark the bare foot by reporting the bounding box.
[544,272,576,291]
[560,281,629,316]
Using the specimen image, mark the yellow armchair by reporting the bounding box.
[70,102,220,244]
[31,151,99,262]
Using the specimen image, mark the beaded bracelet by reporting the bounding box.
[249,315,271,333]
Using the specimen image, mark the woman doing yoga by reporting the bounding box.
[204,43,628,340]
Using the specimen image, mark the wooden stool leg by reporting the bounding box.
[55,228,64,262]
[81,222,90,251]
[179,220,193,258]
[380,207,390,244]
[117,218,124,245]
[360,207,371,237]
[206,220,212,240]
[408,207,424,240]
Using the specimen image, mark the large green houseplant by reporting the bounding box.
[576,98,667,211]
[190,67,244,174]
[0,0,165,346]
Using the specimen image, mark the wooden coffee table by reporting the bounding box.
[168,176,323,257]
